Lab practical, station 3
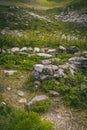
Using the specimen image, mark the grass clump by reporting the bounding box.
[0,104,54,130]
[41,71,87,109]
[30,99,52,113]
[0,53,41,71]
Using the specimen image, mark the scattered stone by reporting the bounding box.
[17,90,24,97]
[34,64,44,73]
[11,47,20,52]
[0,49,6,53]
[47,49,57,55]
[53,98,60,102]
[66,46,79,54]
[18,98,27,103]
[81,51,87,57]
[1,102,6,105]
[7,87,11,91]
[51,58,60,62]
[33,81,41,88]
[42,59,51,65]
[20,47,28,51]
[28,47,33,51]
[57,45,66,53]
[54,68,66,78]
[49,90,60,97]
[26,95,48,109]
[19,52,28,55]
[68,57,87,67]
[37,53,52,57]
[4,70,17,76]
[55,11,87,25]
[34,47,40,53]
[74,52,81,56]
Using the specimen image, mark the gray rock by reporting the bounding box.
[26,95,48,109]
[42,59,51,65]
[19,52,28,55]
[68,57,87,66]
[43,65,58,75]
[34,47,40,53]
[54,68,66,78]
[11,47,20,52]
[28,47,33,51]
[33,81,41,88]
[20,47,28,51]
[49,90,60,97]
[37,53,52,57]
[47,49,57,55]
[4,70,17,75]
[34,64,44,73]
[18,98,27,103]
[17,90,24,97]
[7,87,11,91]
[66,46,79,54]
[81,51,87,57]
[57,45,66,53]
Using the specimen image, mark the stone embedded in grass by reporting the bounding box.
[42,59,51,65]
[57,45,66,53]
[68,57,87,67]
[49,90,60,97]
[7,87,11,91]
[18,98,27,103]
[34,47,40,53]
[17,90,24,97]
[33,81,41,89]
[11,47,20,52]
[34,64,44,73]
[20,47,28,51]
[26,95,48,109]
[47,49,57,55]
[4,70,17,76]
[37,53,52,57]
[66,46,79,54]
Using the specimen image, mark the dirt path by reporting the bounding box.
[42,103,87,130]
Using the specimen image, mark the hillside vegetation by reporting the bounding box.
[0,0,87,130]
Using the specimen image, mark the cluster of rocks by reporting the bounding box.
[55,11,87,25]
[0,45,80,56]
[34,55,87,81]
[61,34,78,41]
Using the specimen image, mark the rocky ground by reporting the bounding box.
[0,45,87,130]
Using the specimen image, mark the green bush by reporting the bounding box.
[0,105,54,130]
[42,79,58,92]
[30,99,52,113]
[15,112,53,130]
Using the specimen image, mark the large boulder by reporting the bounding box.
[34,64,58,80]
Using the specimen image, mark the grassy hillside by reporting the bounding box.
[0,0,75,9]
[0,1,87,130]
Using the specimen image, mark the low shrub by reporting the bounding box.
[0,105,54,130]
[30,99,52,113]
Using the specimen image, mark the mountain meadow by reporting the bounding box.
[0,0,87,130]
